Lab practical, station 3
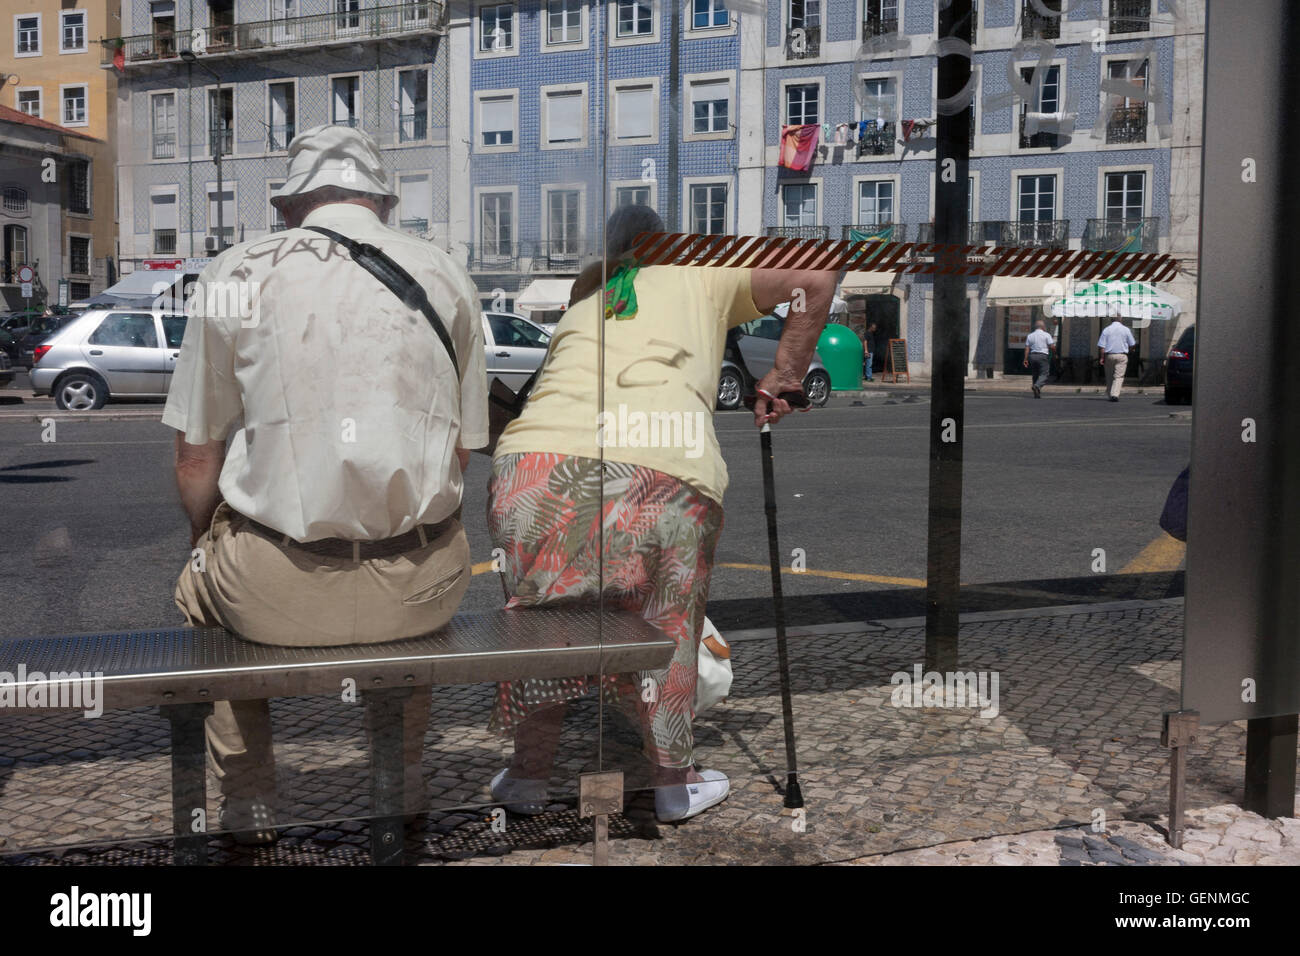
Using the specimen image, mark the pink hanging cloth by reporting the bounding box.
[779,124,821,171]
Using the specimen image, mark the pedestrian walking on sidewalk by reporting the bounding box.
[1022,319,1054,398]
[1097,308,1137,402]
[863,322,878,382]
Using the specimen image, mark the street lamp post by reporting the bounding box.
[181,50,225,252]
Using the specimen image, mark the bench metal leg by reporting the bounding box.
[364,687,412,866]
[161,702,214,866]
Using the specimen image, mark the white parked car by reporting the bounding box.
[482,311,551,392]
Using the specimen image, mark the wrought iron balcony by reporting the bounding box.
[766,225,829,240]
[152,133,177,160]
[532,239,588,272]
[1083,217,1158,253]
[400,217,429,235]
[992,219,1070,249]
[785,24,820,59]
[916,222,997,245]
[332,117,360,129]
[398,112,427,142]
[1105,105,1147,144]
[1019,110,1063,149]
[862,17,899,41]
[208,126,233,156]
[101,2,443,67]
[856,123,896,156]
[267,124,295,151]
[842,223,906,243]
[1021,0,1061,39]
[468,242,521,271]
[1109,0,1150,34]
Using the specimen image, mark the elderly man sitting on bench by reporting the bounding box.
[164,125,488,843]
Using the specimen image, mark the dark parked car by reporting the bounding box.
[15,314,80,368]
[717,313,831,410]
[1164,325,1194,405]
[0,350,12,387]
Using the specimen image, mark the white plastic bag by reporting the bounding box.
[695,616,733,715]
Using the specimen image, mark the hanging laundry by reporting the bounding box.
[901,119,916,142]
[779,124,820,171]
[834,123,851,146]
[858,119,868,140]
[822,122,832,142]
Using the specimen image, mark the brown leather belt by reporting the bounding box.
[237,511,456,560]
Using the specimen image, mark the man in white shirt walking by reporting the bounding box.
[164,125,489,842]
[1022,319,1054,398]
[1097,307,1138,402]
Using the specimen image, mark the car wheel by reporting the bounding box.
[54,372,108,411]
[717,367,744,411]
[803,369,831,407]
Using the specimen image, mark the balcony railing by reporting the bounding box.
[398,112,427,142]
[766,225,829,240]
[1109,0,1150,34]
[208,126,233,156]
[532,239,589,272]
[916,222,999,245]
[399,217,429,235]
[785,24,820,59]
[856,123,896,156]
[332,116,360,128]
[1083,217,1158,253]
[152,133,177,159]
[1021,0,1061,39]
[101,2,443,66]
[468,242,521,271]
[1019,112,1063,149]
[1105,104,1147,144]
[993,219,1070,249]
[842,223,907,243]
[862,17,899,41]
[267,124,295,151]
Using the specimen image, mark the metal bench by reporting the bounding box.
[0,608,674,865]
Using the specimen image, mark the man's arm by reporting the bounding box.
[749,269,837,424]
[175,434,226,547]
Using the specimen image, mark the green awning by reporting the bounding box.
[1045,280,1182,322]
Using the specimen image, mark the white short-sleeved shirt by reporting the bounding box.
[162,202,489,542]
[1097,321,1137,354]
[1025,329,1054,354]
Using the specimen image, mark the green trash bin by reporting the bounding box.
[817,323,864,392]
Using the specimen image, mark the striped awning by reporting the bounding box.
[986,275,1064,306]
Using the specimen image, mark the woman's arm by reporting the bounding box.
[748,270,837,424]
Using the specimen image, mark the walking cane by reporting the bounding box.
[746,391,808,809]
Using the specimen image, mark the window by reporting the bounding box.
[546,0,581,44]
[151,1,176,56]
[402,0,428,22]
[152,93,177,159]
[336,0,360,30]
[90,314,159,349]
[863,0,898,39]
[614,83,655,142]
[3,186,28,214]
[479,94,515,147]
[1021,0,1061,40]
[1105,59,1148,144]
[856,180,894,226]
[16,89,40,117]
[1105,171,1145,221]
[332,76,359,128]
[688,78,729,135]
[480,192,514,256]
[162,315,187,349]
[207,186,235,246]
[788,0,820,55]
[65,160,90,214]
[151,191,178,253]
[785,84,819,125]
[781,184,817,228]
[1109,0,1149,34]
[68,237,90,275]
[209,87,233,154]
[70,282,90,301]
[268,83,295,150]
[546,189,581,258]
[398,69,428,142]
[397,173,432,233]
[857,77,896,156]
[1019,64,1061,149]
[62,85,87,126]
[271,0,298,41]
[480,3,514,51]
[268,182,286,231]
[1017,174,1056,221]
[617,0,652,36]
[616,185,651,207]
[15,15,40,55]
[544,89,584,146]
[209,0,235,35]
[61,11,86,52]
[689,182,727,234]
[691,0,727,29]
[2,226,28,282]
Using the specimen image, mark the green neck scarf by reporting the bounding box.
[603,260,640,320]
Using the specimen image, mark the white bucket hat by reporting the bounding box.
[269,124,397,209]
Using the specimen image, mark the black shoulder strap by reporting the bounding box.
[305,225,460,379]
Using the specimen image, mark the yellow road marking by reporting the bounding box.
[715,561,926,588]
[1120,532,1186,574]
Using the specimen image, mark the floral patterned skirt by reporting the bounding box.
[486,452,724,769]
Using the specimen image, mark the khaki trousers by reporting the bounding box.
[174,502,471,805]
[1105,353,1129,398]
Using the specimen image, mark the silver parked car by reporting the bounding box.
[717,313,831,410]
[482,311,551,392]
[29,308,187,410]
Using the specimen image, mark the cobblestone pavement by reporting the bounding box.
[1,598,1295,866]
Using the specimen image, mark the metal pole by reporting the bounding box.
[923,0,972,673]
[666,0,680,229]
[215,77,224,250]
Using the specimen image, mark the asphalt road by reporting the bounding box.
[0,392,1190,640]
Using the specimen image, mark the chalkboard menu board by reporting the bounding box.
[885,338,910,383]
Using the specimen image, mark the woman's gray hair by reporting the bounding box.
[604,204,666,261]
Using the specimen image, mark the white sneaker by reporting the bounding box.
[654,770,730,823]
[490,768,548,815]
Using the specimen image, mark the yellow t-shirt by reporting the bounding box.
[494,265,762,503]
